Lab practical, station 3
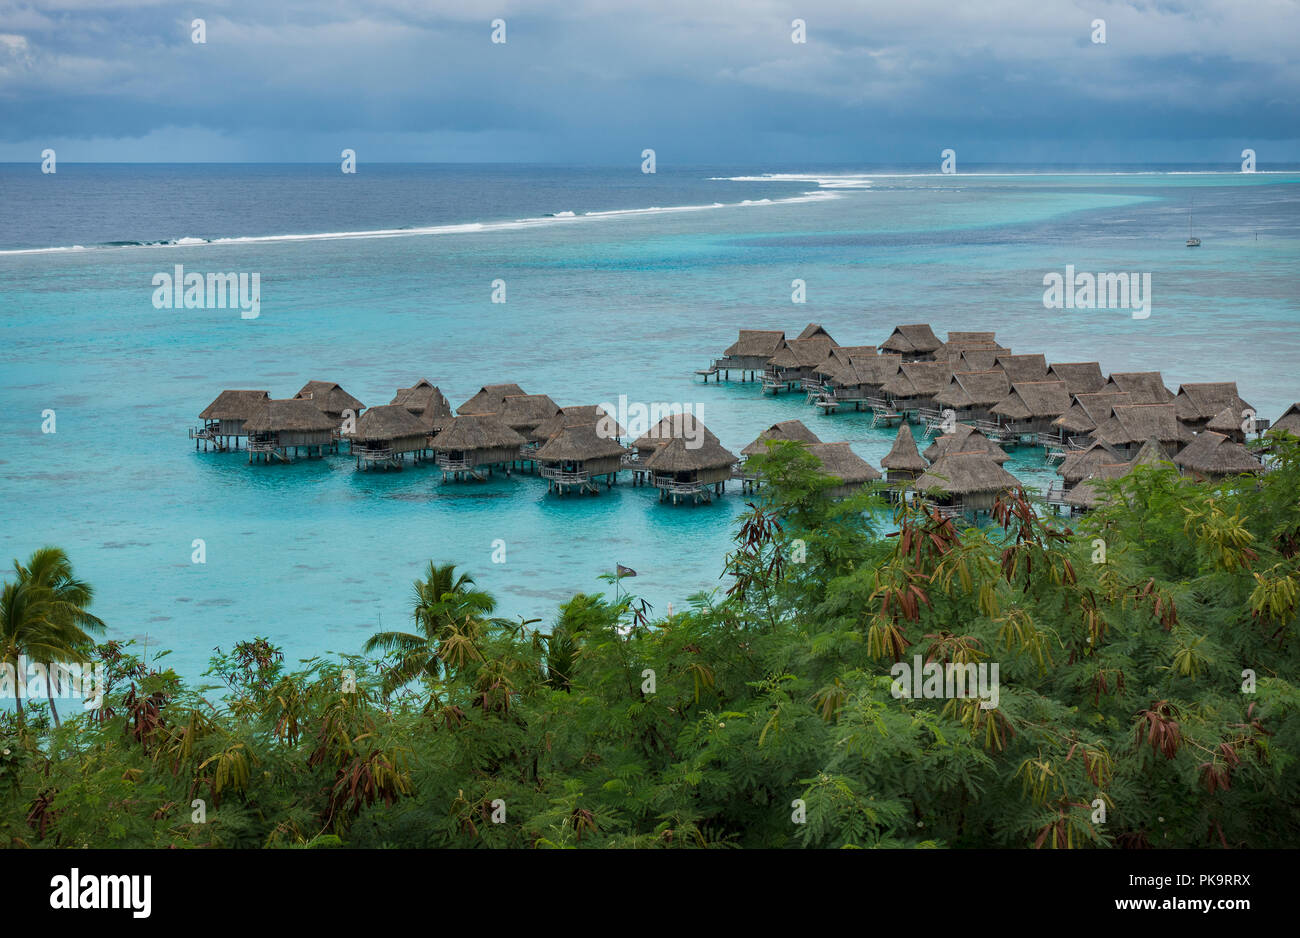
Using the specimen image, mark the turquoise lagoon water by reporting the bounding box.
[0,165,1297,679]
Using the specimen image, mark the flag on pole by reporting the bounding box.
[616,564,637,578]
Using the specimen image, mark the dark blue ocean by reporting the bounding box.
[1,163,1297,678]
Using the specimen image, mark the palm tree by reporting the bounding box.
[3,548,105,727]
[363,563,498,694]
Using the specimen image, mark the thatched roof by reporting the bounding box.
[768,336,837,369]
[881,423,927,471]
[1206,405,1245,435]
[533,424,628,463]
[295,381,364,415]
[496,394,563,432]
[935,370,1010,409]
[1272,403,1300,436]
[882,360,952,398]
[924,424,1010,464]
[531,405,625,443]
[200,389,270,420]
[1174,382,1249,422]
[813,346,877,379]
[1103,372,1174,404]
[1172,431,1261,476]
[1046,362,1106,395]
[991,381,1072,420]
[1064,441,1169,508]
[741,419,822,457]
[392,379,451,420]
[457,383,527,416]
[912,451,1021,496]
[1058,439,1123,484]
[796,323,837,343]
[642,435,737,473]
[958,347,1008,371]
[832,353,902,388]
[808,442,881,485]
[994,353,1049,383]
[1093,403,1189,447]
[946,331,998,347]
[347,404,427,442]
[633,413,720,452]
[1052,392,1132,434]
[429,414,527,452]
[880,323,941,355]
[244,398,337,433]
[724,330,786,358]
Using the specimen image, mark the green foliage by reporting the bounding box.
[3,438,1299,848]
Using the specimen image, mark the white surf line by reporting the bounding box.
[0,190,842,257]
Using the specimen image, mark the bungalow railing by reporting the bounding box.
[188,426,216,440]
[356,446,396,462]
[247,438,277,452]
[619,451,641,466]
[435,454,473,471]
[539,466,591,484]
[652,478,709,495]
[1043,483,1070,506]
[971,420,1009,442]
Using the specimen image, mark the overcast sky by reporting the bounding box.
[0,0,1296,164]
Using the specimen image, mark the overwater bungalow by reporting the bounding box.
[737,419,823,491]
[631,413,721,460]
[945,331,998,348]
[534,424,628,494]
[530,405,625,447]
[243,399,338,463]
[1057,439,1129,488]
[933,370,1010,424]
[990,380,1072,441]
[495,394,563,437]
[1059,439,1169,513]
[1173,382,1252,434]
[1101,372,1175,404]
[1046,362,1106,395]
[808,442,881,498]
[796,323,837,342]
[1091,403,1190,459]
[1272,403,1300,436]
[910,451,1022,519]
[1051,391,1132,441]
[345,404,429,470]
[1172,430,1262,481]
[457,383,527,416]
[993,353,1049,384]
[763,335,838,393]
[923,424,1011,465]
[880,423,928,485]
[881,361,952,413]
[194,389,271,450]
[1205,405,1249,443]
[294,381,365,423]
[642,436,739,504]
[392,379,453,431]
[936,332,1002,363]
[740,419,822,457]
[957,347,1009,372]
[811,345,877,387]
[880,324,942,362]
[429,414,529,481]
[817,353,902,412]
[708,329,786,381]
